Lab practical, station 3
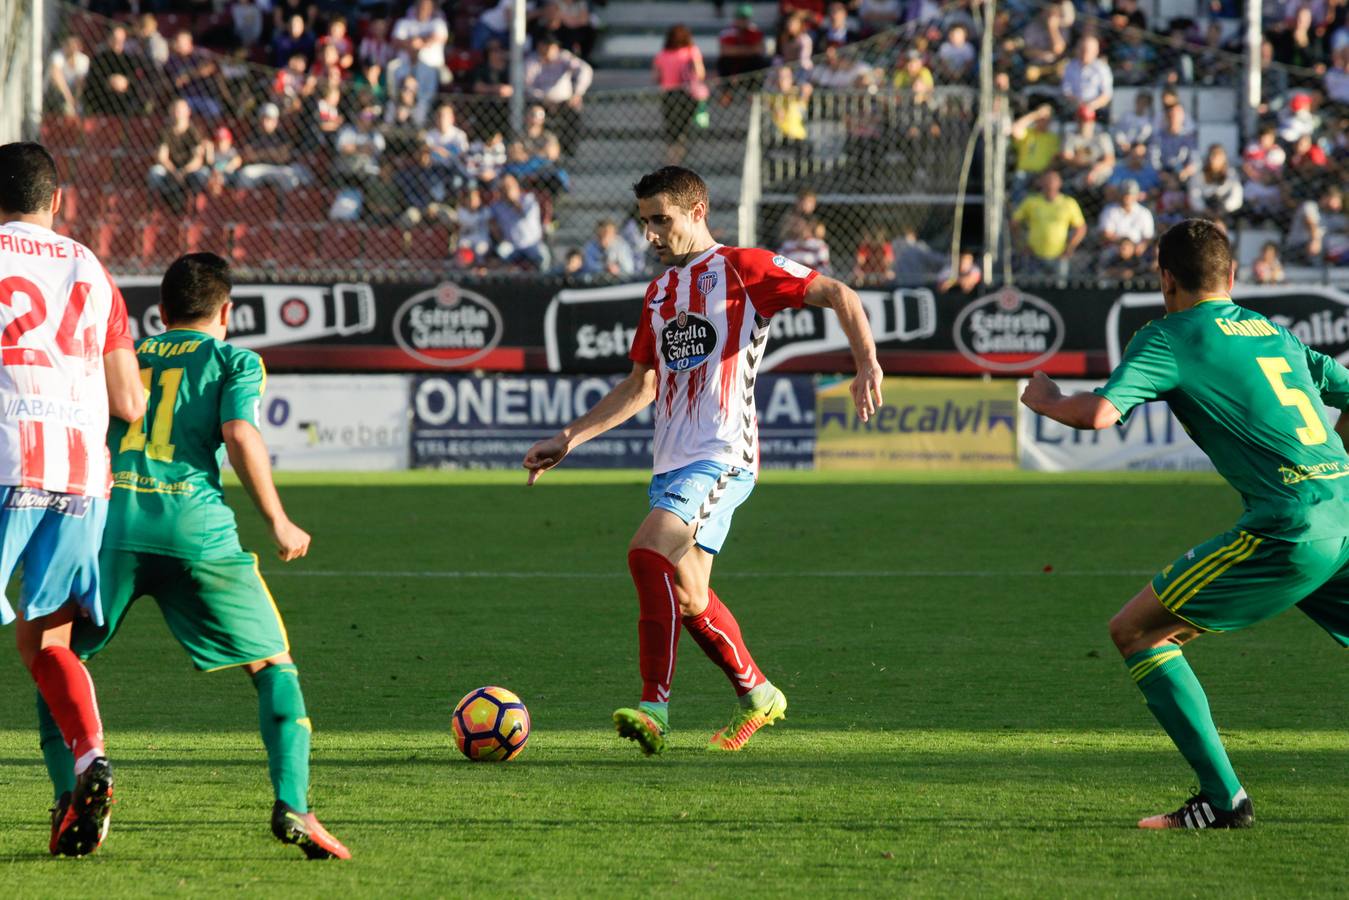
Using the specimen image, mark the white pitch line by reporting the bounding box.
[264,569,1155,579]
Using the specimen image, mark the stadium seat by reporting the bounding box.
[223,188,280,225]
[272,224,320,268]
[81,116,126,147]
[278,187,327,222]
[141,218,186,268]
[40,117,83,150]
[367,225,407,263]
[56,186,80,226]
[93,216,140,265]
[69,154,115,192]
[184,218,233,256]
[324,223,366,264]
[1196,122,1240,160]
[406,226,452,265]
[231,223,278,267]
[1235,226,1281,267]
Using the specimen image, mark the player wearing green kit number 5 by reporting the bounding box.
[1023,219,1349,829]
[35,253,350,859]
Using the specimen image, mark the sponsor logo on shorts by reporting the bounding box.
[5,488,90,517]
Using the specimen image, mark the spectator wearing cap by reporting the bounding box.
[391,0,451,123]
[207,126,243,190]
[1279,93,1321,144]
[1060,106,1115,195]
[1151,101,1200,181]
[1288,186,1349,264]
[148,98,210,210]
[1099,179,1155,263]
[717,5,769,80]
[1011,170,1087,280]
[1187,144,1243,224]
[935,24,975,85]
[816,2,859,47]
[1062,36,1113,122]
[582,219,637,276]
[238,103,312,191]
[490,174,548,270]
[525,34,593,157]
[1241,124,1286,219]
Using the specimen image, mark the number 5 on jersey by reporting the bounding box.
[121,367,184,461]
[1257,356,1328,446]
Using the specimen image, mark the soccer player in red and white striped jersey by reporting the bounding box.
[0,142,144,855]
[524,167,882,754]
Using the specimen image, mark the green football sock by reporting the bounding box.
[1125,646,1243,810]
[36,691,76,802]
[637,701,669,731]
[253,664,311,814]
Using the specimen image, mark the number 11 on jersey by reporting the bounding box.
[120,367,184,461]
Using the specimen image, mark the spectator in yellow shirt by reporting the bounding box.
[1011,170,1087,279]
[892,49,934,94]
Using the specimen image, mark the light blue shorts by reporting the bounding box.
[648,461,756,555]
[0,487,106,627]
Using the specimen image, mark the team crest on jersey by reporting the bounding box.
[697,272,718,295]
[661,311,718,372]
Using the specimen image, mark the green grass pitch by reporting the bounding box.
[2,470,1348,896]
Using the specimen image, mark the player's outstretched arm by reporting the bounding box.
[1020,371,1121,430]
[804,276,884,422]
[103,347,146,423]
[222,419,311,561]
[523,362,657,485]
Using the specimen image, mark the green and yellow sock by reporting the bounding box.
[253,664,312,814]
[36,691,76,802]
[1125,646,1243,810]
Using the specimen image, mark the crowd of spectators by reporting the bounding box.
[39,0,1349,282]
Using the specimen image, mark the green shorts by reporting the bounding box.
[74,548,290,671]
[1152,528,1349,644]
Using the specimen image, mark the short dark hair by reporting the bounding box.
[160,253,232,325]
[0,142,59,215]
[632,166,709,211]
[1157,218,1233,292]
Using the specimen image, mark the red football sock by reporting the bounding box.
[29,646,105,770]
[628,548,680,704]
[683,589,765,697]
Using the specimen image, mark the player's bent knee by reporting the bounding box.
[244,652,295,677]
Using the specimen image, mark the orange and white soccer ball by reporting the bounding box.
[452,686,531,761]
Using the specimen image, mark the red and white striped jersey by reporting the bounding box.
[0,221,133,497]
[629,244,817,475]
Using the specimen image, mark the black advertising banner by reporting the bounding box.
[409,373,817,469]
[1108,285,1349,368]
[115,274,1349,378]
[115,276,555,372]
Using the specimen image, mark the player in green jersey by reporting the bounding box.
[1022,219,1349,830]
[36,253,350,859]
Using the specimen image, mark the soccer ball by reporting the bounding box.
[452,686,531,761]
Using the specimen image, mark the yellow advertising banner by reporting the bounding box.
[814,377,1018,470]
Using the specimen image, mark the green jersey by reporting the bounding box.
[103,329,266,559]
[1097,297,1349,542]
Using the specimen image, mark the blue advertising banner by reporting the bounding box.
[410,374,817,469]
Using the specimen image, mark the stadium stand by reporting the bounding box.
[33,0,1349,285]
